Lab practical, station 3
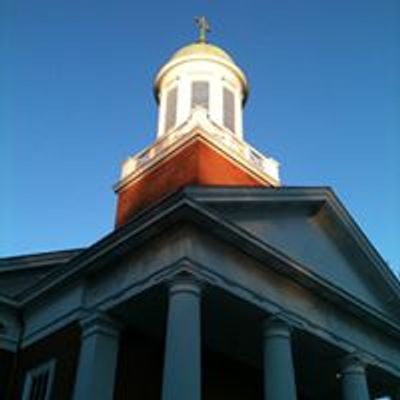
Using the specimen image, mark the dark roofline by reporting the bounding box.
[0,248,85,272]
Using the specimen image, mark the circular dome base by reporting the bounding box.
[171,42,235,64]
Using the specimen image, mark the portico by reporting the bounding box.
[70,238,399,400]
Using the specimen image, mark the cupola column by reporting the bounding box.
[263,316,297,400]
[340,354,371,400]
[176,77,191,127]
[161,276,202,400]
[73,312,120,400]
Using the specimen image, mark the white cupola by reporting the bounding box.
[154,21,248,140]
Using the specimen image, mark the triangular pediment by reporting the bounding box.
[186,186,400,323]
[7,186,399,332]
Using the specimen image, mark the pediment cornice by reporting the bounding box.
[185,186,400,303]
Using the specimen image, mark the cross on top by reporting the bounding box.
[195,16,210,43]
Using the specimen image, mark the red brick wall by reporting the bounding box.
[10,324,80,400]
[196,141,265,186]
[0,349,15,400]
[114,329,163,400]
[115,139,266,227]
[203,349,263,400]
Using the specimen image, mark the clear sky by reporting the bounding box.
[1,0,399,274]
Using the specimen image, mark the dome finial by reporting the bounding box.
[195,16,210,43]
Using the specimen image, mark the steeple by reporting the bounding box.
[114,21,280,227]
[195,16,210,43]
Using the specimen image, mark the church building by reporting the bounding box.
[1,19,399,400]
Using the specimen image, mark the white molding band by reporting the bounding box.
[0,334,18,352]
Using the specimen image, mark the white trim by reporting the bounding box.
[22,359,56,400]
[0,334,18,352]
[22,308,81,349]
[118,108,280,188]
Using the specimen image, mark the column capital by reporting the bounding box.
[79,311,121,340]
[340,352,370,400]
[262,314,297,400]
[167,274,203,297]
[341,353,368,375]
[73,311,120,400]
[263,314,293,339]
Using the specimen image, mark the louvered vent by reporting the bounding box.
[165,87,178,132]
[223,87,235,133]
[191,81,209,110]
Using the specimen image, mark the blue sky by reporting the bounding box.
[1,0,399,273]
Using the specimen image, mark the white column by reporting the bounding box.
[341,354,370,400]
[157,88,167,138]
[210,76,222,126]
[234,87,244,139]
[162,277,202,400]
[73,312,120,400]
[263,316,297,400]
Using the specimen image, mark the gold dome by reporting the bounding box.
[154,41,249,104]
[170,42,235,64]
